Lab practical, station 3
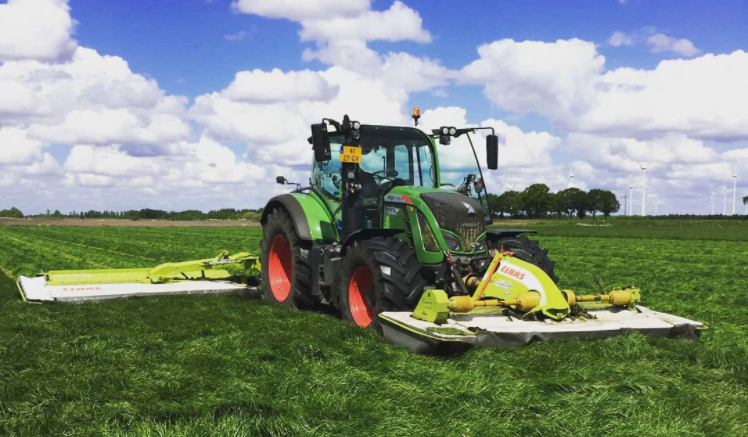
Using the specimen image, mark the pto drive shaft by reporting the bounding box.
[449,288,639,314]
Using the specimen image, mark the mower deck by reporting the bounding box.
[379,306,704,354]
[17,275,252,303]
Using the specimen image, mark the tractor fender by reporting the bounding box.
[262,194,337,242]
[485,229,537,242]
[262,194,311,240]
[341,228,402,254]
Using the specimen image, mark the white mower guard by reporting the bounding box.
[17,275,252,303]
[379,306,704,354]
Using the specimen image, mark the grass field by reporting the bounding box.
[1,221,747,436]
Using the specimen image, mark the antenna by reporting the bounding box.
[638,161,649,216]
[569,165,575,188]
[732,166,738,216]
[722,185,728,215]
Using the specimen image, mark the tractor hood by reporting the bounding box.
[384,186,486,254]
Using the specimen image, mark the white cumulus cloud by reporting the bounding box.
[647,33,701,56]
[608,31,635,47]
[0,0,77,62]
[222,69,340,103]
[0,127,45,165]
[460,39,605,123]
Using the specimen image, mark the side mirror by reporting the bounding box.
[311,123,331,162]
[474,178,484,193]
[486,134,499,170]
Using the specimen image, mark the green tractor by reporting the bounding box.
[260,112,556,330]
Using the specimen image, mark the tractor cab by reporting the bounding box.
[312,125,437,228]
[308,120,498,234]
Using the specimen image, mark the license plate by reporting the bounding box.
[339,145,362,164]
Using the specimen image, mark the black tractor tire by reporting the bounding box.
[260,208,319,309]
[488,236,559,283]
[334,237,427,331]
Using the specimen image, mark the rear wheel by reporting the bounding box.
[260,208,318,308]
[334,237,426,331]
[488,235,559,283]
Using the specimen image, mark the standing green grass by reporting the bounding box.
[0,223,747,436]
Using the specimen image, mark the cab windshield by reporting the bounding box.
[435,134,492,223]
[313,125,436,198]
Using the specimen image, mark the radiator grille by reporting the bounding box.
[419,192,485,252]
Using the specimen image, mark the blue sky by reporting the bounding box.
[69,0,747,110]
[1,0,747,214]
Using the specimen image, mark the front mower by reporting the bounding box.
[379,251,703,353]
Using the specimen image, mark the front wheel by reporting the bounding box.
[334,237,426,331]
[260,208,318,309]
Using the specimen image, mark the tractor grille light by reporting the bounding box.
[441,231,461,252]
[416,212,440,252]
[475,236,487,252]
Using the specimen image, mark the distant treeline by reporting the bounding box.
[487,184,621,219]
[0,208,264,221]
[488,185,748,219]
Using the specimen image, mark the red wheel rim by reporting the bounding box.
[348,266,374,327]
[268,234,292,302]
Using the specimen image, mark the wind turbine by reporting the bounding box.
[628,179,634,216]
[722,185,728,215]
[710,191,716,215]
[654,194,659,216]
[638,161,649,216]
[569,165,575,188]
[732,166,738,216]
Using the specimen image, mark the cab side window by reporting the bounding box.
[312,147,342,198]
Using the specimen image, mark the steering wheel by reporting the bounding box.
[371,169,399,181]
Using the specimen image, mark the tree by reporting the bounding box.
[587,189,618,219]
[549,192,565,219]
[556,188,586,218]
[491,190,522,217]
[520,184,552,218]
[0,207,23,218]
[597,190,620,219]
[574,190,590,219]
[587,189,604,219]
[486,194,502,217]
